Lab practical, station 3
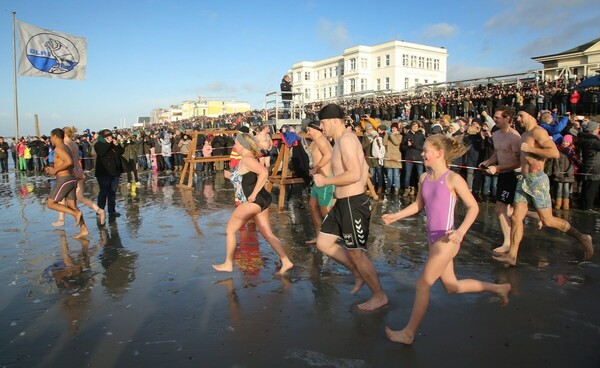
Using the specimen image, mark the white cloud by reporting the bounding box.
[420,23,458,40]
[485,0,593,30]
[316,19,351,51]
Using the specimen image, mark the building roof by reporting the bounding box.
[532,38,600,60]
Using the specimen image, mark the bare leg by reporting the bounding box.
[254,209,293,274]
[315,232,364,294]
[493,202,512,253]
[493,202,528,266]
[75,179,105,224]
[306,196,321,244]
[66,199,88,239]
[213,203,259,272]
[535,207,594,260]
[52,199,66,227]
[347,250,388,311]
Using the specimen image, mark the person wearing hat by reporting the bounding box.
[493,105,593,266]
[577,120,600,211]
[94,129,124,218]
[312,103,388,311]
[383,123,402,194]
[305,121,335,244]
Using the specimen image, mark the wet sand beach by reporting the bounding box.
[0,171,599,367]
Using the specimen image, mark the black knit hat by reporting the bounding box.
[318,104,345,120]
[519,104,538,118]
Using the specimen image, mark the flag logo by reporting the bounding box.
[25,33,80,74]
[17,20,87,80]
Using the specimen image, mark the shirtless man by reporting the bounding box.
[493,105,593,266]
[255,125,273,169]
[305,120,335,244]
[313,104,388,311]
[45,128,89,239]
[480,106,521,253]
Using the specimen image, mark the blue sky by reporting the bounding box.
[1,0,598,137]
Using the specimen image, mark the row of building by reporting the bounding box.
[148,38,600,124]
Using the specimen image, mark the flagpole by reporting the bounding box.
[12,11,20,140]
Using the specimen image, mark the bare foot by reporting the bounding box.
[492,254,517,266]
[73,227,89,239]
[357,294,388,311]
[351,277,365,295]
[97,208,106,226]
[385,326,414,345]
[74,211,83,227]
[51,220,65,227]
[305,238,317,245]
[580,234,594,260]
[492,245,510,254]
[497,283,511,306]
[277,259,294,275]
[537,220,543,230]
[212,263,233,272]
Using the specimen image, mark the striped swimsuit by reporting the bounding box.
[421,170,456,244]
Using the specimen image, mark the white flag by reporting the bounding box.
[17,20,87,80]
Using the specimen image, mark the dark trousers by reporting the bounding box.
[0,156,8,172]
[97,176,120,213]
[580,179,600,210]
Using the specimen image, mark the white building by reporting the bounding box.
[289,40,448,103]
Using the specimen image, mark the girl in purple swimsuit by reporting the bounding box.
[382,134,512,345]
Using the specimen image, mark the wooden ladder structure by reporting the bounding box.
[178,130,236,190]
[178,130,378,207]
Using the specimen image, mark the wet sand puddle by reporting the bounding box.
[0,171,599,367]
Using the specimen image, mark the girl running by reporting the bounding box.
[212,133,293,275]
[382,134,511,345]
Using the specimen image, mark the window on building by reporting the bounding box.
[361,57,368,69]
[415,78,419,85]
[385,54,390,66]
[433,80,437,84]
[305,88,310,99]
[402,54,408,66]
[340,67,344,76]
[334,86,338,96]
[434,59,440,70]
[328,87,332,98]
[304,72,310,81]
[361,78,367,91]
[424,79,428,84]
[323,88,327,98]
[426,58,432,69]
[296,72,301,82]
[404,77,409,89]
[385,77,390,90]
[350,78,356,93]
[350,58,356,71]
[329,68,332,78]
[376,78,381,91]
[377,56,381,68]
[418,56,424,68]
[410,55,416,67]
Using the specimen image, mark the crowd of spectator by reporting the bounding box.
[1,75,598,210]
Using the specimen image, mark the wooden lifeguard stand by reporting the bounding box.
[178,130,236,189]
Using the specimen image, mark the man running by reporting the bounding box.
[313,104,388,311]
[45,128,88,239]
[493,105,593,265]
[480,106,521,253]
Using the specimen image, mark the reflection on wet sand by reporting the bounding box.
[0,171,597,367]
